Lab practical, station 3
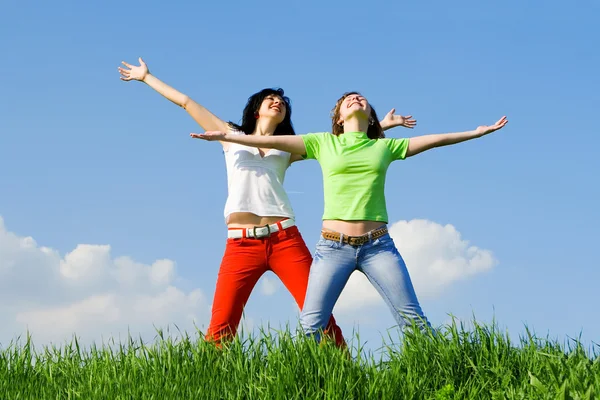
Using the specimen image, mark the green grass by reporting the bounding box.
[0,320,598,399]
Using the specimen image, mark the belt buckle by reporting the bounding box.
[253,224,271,238]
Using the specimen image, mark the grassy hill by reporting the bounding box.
[1,321,598,399]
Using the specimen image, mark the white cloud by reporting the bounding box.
[0,216,210,347]
[0,215,496,347]
[259,275,279,296]
[334,219,497,316]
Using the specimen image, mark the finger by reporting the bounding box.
[121,61,133,68]
[120,77,131,81]
[139,57,146,66]
[389,108,396,115]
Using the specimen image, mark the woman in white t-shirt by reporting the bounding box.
[119,59,350,345]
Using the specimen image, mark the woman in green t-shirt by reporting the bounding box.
[192,92,508,341]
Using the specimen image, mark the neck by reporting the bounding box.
[342,115,369,134]
[253,118,279,136]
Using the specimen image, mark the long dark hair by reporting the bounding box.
[227,88,296,136]
[330,91,384,139]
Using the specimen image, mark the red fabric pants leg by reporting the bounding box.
[205,236,267,344]
[268,226,346,348]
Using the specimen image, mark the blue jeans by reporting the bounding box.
[299,231,432,341]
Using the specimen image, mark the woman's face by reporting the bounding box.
[337,93,371,124]
[257,94,286,124]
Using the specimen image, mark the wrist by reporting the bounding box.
[472,129,485,138]
[142,72,152,83]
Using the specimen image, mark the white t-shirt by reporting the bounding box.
[223,131,295,221]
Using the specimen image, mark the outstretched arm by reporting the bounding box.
[191,131,307,156]
[405,116,508,157]
[118,58,229,132]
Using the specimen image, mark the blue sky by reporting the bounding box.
[1,0,598,352]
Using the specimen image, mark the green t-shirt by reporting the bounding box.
[302,131,409,223]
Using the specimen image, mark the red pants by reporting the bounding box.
[205,224,345,347]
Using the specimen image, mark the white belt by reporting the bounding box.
[227,219,296,239]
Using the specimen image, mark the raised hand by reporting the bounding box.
[118,57,149,81]
[381,108,417,129]
[474,116,508,136]
[190,131,227,141]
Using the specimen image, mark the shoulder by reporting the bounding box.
[222,129,246,152]
[380,137,410,160]
[381,137,409,146]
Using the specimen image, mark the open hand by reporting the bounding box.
[190,131,227,141]
[381,108,417,129]
[118,57,149,81]
[474,116,508,136]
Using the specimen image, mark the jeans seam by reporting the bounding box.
[359,243,407,325]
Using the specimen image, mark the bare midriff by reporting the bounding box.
[322,220,386,236]
[226,212,290,229]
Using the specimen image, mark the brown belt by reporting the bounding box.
[321,226,388,246]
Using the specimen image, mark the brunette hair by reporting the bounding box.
[228,88,295,135]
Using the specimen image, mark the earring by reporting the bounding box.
[254,112,259,119]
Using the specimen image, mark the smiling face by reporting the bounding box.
[330,91,384,139]
[336,93,371,125]
[228,88,296,136]
[257,94,286,124]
